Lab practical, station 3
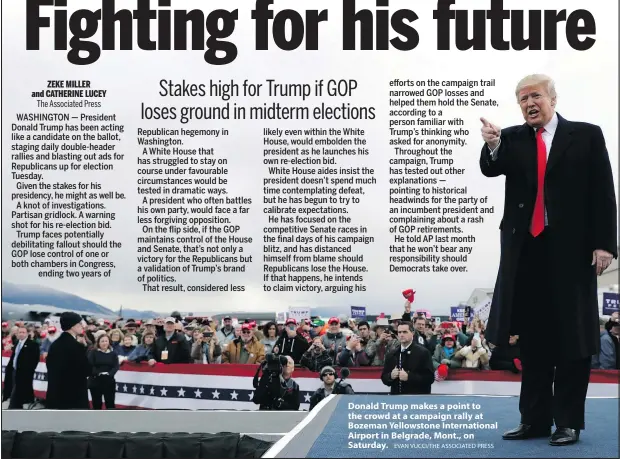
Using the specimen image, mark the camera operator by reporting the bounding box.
[309,366,354,411]
[253,355,300,411]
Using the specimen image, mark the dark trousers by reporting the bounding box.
[9,370,24,409]
[89,375,116,410]
[512,230,591,430]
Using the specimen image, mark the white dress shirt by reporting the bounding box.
[489,112,558,226]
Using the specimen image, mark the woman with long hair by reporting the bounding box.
[261,322,278,355]
[87,334,119,409]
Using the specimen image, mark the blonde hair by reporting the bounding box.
[515,74,556,100]
[108,329,124,341]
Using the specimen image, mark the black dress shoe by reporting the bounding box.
[502,424,551,440]
[549,427,580,446]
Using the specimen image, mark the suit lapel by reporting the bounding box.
[546,114,573,173]
[516,124,537,188]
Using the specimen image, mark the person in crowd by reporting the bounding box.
[338,315,354,338]
[354,321,376,362]
[3,326,18,350]
[191,328,222,364]
[223,323,265,364]
[490,335,522,373]
[45,312,91,409]
[88,334,119,410]
[184,323,196,342]
[40,326,58,358]
[143,319,160,338]
[108,329,123,351]
[300,336,333,372]
[297,320,313,344]
[480,74,617,445]
[432,334,462,369]
[127,332,156,364]
[261,322,279,355]
[273,319,310,364]
[310,320,324,339]
[455,336,490,369]
[321,317,347,365]
[255,356,300,411]
[368,323,399,366]
[152,317,192,364]
[123,321,140,346]
[250,321,264,342]
[116,335,137,362]
[338,334,370,367]
[381,322,435,395]
[413,316,438,353]
[216,316,236,345]
[2,326,40,409]
[592,320,620,370]
[309,366,355,411]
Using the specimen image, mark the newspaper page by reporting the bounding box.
[1,0,618,457]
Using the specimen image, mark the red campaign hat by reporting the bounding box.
[285,318,297,326]
[249,321,257,328]
[442,334,455,342]
[40,332,47,339]
[402,289,415,302]
[328,317,340,325]
[241,323,252,330]
[48,326,57,333]
[436,363,449,381]
[1,322,8,328]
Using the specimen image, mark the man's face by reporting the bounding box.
[508,335,518,346]
[358,325,370,339]
[322,371,335,386]
[397,325,413,344]
[518,84,555,128]
[224,319,232,329]
[329,322,340,333]
[282,358,295,377]
[146,324,155,334]
[164,322,175,334]
[125,327,135,335]
[17,328,28,341]
[414,319,425,334]
[73,322,84,335]
[611,325,620,338]
[241,327,253,342]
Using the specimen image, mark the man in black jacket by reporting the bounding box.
[480,74,617,445]
[381,322,435,395]
[273,319,310,364]
[46,312,91,409]
[152,317,191,364]
[3,326,40,409]
[254,356,300,411]
[309,366,354,411]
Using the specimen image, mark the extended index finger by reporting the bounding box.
[480,117,491,127]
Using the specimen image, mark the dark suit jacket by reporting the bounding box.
[381,343,435,395]
[480,114,617,358]
[153,332,191,364]
[2,338,40,405]
[45,332,91,409]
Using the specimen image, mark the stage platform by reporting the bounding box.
[3,394,618,458]
[264,395,619,458]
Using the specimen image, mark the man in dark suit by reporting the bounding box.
[381,322,435,395]
[45,312,91,409]
[2,326,40,409]
[152,317,192,364]
[480,74,617,446]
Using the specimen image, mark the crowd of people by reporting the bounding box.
[2,305,619,411]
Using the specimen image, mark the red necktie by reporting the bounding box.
[531,128,546,237]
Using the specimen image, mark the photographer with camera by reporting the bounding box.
[253,355,300,411]
[309,366,354,411]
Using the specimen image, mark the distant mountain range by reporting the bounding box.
[1,281,162,319]
[2,281,115,315]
